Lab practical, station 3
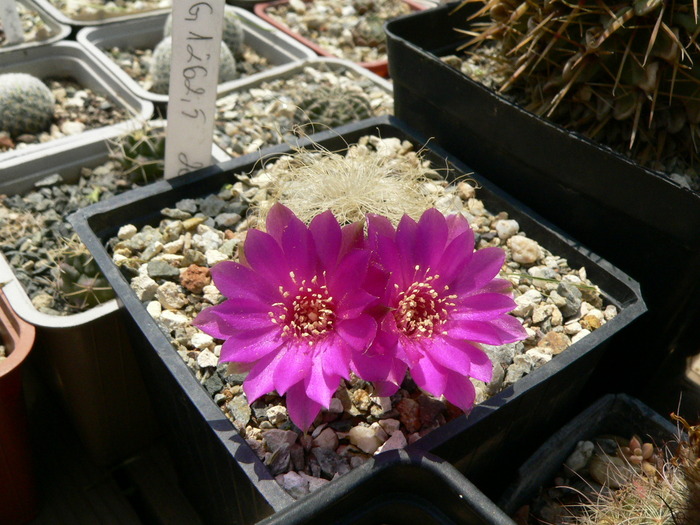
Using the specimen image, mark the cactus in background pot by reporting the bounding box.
[0,73,54,138]
[163,9,245,57]
[455,0,700,179]
[294,86,373,130]
[108,124,166,185]
[148,36,238,94]
[51,235,115,310]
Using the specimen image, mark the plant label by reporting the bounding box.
[0,0,25,45]
[164,0,225,179]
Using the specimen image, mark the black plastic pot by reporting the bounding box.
[69,116,645,523]
[257,450,516,525]
[499,393,682,520]
[385,3,700,412]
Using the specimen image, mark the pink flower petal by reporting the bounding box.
[336,289,378,319]
[327,249,370,292]
[452,247,506,295]
[445,213,472,243]
[285,381,323,431]
[306,359,341,408]
[193,304,271,337]
[427,337,475,377]
[319,337,352,379]
[395,214,419,281]
[415,209,448,271]
[442,371,477,413]
[352,349,401,384]
[265,202,298,244]
[210,261,278,302]
[243,230,294,289]
[309,210,342,270]
[219,325,283,363]
[336,315,376,352]
[488,315,529,343]
[410,353,448,398]
[442,337,493,383]
[451,293,518,321]
[434,230,474,285]
[448,319,522,345]
[341,221,366,253]
[366,214,395,249]
[243,349,286,402]
[273,346,312,395]
[281,216,317,281]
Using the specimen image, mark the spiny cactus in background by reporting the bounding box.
[352,14,386,50]
[294,86,373,130]
[109,124,166,184]
[163,9,245,56]
[148,36,238,94]
[455,0,700,175]
[51,235,115,311]
[0,73,54,137]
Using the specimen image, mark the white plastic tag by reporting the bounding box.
[164,0,225,179]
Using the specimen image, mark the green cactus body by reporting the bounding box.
[109,125,166,184]
[163,9,245,56]
[295,86,374,130]
[149,36,238,95]
[53,236,115,310]
[352,14,386,50]
[457,0,700,173]
[0,73,55,137]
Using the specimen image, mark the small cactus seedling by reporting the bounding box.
[454,0,700,179]
[51,235,115,311]
[164,9,245,57]
[0,73,55,137]
[294,86,374,131]
[148,36,238,94]
[108,123,166,184]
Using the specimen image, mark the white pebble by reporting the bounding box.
[156,281,188,310]
[604,304,618,321]
[494,219,520,240]
[565,440,594,472]
[159,310,190,331]
[191,332,214,349]
[375,431,407,455]
[205,249,229,266]
[508,235,541,265]
[197,349,219,368]
[130,274,159,301]
[571,329,592,344]
[512,289,543,317]
[267,406,288,427]
[117,224,137,240]
[60,121,86,135]
[146,300,161,318]
[348,425,382,455]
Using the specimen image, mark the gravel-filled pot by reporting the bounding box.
[254,0,427,77]
[257,450,515,525]
[0,125,230,467]
[76,6,317,111]
[31,0,171,30]
[498,393,683,524]
[385,3,700,411]
[69,116,645,523]
[0,0,70,53]
[0,41,153,171]
[0,285,38,525]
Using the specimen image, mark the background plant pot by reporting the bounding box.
[498,393,681,520]
[0,287,38,525]
[257,450,515,525]
[385,2,700,416]
[254,0,426,77]
[226,0,266,10]
[68,115,645,523]
[31,0,171,32]
[0,127,229,467]
[0,0,70,53]
[76,6,317,112]
[0,41,154,171]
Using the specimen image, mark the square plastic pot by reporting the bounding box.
[498,393,681,520]
[253,0,427,77]
[68,115,645,523]
[256,451,515,525]
[31,0,171,30]
[0,126,229,467]
[0,41,154,172]
[0,0,70,54]
[76,6,317,110]
[0,288,38,525]
[385,2,700,408]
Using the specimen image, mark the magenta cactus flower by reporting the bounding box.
[193,203,378,430]
[365,209,527,412]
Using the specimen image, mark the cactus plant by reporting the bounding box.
[352,14,386,50]
[51,235,115,310]
[163,9,245,57]
[0,73,54,138]
[148,36,238,95]
[294,85,374,130]
[108,123,166,185]
[455,0,700,180]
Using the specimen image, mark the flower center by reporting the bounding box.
[272,274,335,345]
[394,275,452,338]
